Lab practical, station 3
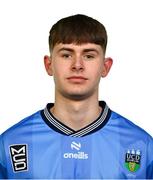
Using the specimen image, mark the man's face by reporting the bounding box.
[44,43,112,100]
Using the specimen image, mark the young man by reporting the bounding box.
[0,14,153,179]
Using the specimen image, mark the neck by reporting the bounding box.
[51,93,101,131]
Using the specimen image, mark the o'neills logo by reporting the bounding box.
[64,152,88,159]
[63,141,88,159]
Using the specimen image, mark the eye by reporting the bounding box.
[61,53,72,59]
[84,54,95,60]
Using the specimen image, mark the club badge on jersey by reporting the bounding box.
[125,149,141,172]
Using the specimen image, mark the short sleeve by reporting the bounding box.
[0,135,7,178]
[146,136,153,179]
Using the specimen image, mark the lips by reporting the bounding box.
[67,76,88,83]
[67,76,87,80]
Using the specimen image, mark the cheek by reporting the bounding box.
[88,64,103,77]
[52,60,69,74]
[52,63,68,82]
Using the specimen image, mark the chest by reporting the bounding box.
[5,132,147,179]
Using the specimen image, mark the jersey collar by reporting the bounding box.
[41,101,111,137]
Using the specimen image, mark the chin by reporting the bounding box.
[62,91,94,101]
[67,95,87,101]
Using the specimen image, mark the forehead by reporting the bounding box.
[52,43,104,54]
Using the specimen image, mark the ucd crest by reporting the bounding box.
[125,149,141,172]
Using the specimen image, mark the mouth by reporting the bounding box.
[67,76,88,83]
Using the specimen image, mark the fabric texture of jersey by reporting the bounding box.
[0,101,153,179]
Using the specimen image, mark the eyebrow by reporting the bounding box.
[83,48,99,54]
[57,47,99,54]
[58,48,74,53]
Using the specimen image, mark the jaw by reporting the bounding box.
[55,84,99,102]
[54,74,101,102]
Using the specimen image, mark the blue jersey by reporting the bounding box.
[0,101,153,179]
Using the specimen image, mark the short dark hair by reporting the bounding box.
[49,14,107,53]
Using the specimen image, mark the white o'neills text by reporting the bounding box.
[63,152,88,159]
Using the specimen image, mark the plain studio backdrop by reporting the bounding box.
[0,0,153,136]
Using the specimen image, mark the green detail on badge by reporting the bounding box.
[125,149,141,172]
[125,162,140,172]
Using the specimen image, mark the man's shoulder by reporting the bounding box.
[1,110,42,138]
[110,110,153,141]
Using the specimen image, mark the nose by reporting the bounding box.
[71,56,84,72]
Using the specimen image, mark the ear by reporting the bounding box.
[44,55,53,76]
[101,57,113,77]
